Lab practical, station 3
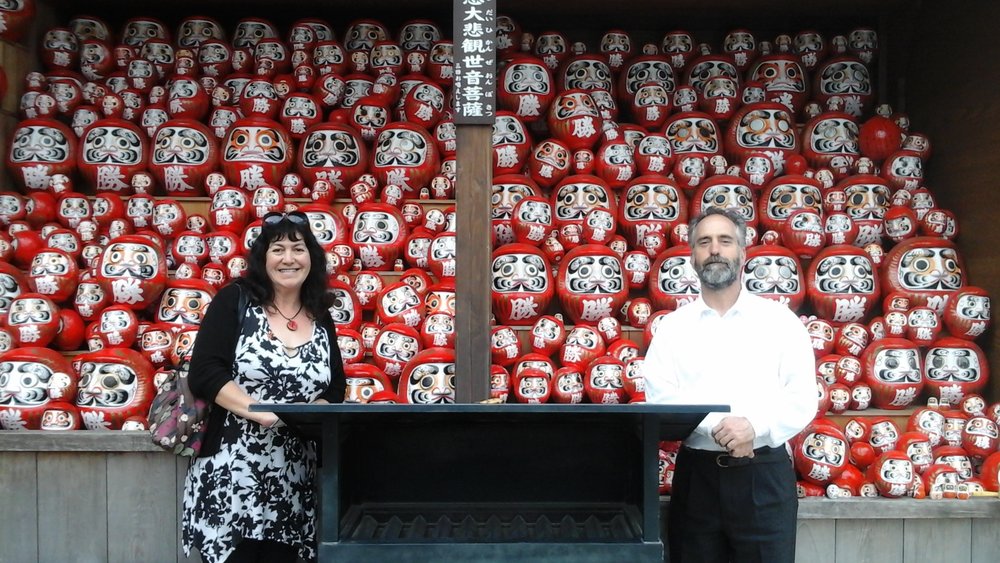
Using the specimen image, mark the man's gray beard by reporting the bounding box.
[697,259,740,290]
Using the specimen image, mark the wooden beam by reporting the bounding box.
[455,124,493,402]
[0,430,163,452]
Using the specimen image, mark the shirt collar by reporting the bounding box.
[694,287,752,319]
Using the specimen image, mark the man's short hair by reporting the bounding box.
[688,207,748,249]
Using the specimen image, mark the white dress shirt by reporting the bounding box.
[643,290,817,452]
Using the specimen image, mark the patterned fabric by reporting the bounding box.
[182,305,331,563]
[148,357,210,456]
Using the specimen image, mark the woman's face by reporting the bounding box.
[266,234,310,293]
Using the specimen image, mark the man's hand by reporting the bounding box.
[712,416,756,458]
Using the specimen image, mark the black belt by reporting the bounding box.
[682,445,789,468]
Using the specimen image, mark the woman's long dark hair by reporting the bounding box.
[239,215,332,324]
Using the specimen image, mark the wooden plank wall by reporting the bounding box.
[904,2,1000,400]
[0,39,29,192]
[0,451,201,563]
[2,450,1000,562]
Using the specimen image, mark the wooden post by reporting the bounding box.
[453,0,497,402]
[455,125,493,402]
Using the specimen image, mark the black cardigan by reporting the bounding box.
[187,281,346,457]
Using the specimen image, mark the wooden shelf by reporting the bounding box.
[659,496,1000,519]
[795,497,1000,520]
[0,430,162,452]
[81,196,456,218]
[4,431,998,520]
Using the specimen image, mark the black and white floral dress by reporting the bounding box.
[183,305,331,563]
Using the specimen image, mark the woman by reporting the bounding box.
[183,211,346,563]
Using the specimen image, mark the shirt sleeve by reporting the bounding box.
[742,308,818,447]
[320,314,347,403]
[187,283,243,403]
[643,314,728,439]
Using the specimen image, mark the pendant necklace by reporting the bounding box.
[271,302,304,331]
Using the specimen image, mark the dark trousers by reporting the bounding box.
[225,538,300,563]
[668,446,798,563]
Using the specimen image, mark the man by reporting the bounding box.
[644,207,816,563]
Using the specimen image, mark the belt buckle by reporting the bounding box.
[716,452,751,468]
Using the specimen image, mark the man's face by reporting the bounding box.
[691,214,744,290]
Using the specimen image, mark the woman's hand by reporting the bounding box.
[254,410,282,428]
[213,381,283,427]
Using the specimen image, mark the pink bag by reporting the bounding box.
[148,358,209,457]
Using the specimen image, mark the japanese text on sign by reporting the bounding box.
[453,0,496,123]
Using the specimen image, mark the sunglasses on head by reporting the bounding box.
[262,211,307,226]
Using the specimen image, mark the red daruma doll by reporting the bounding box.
[556,245,628,326]
[491,244,554,326]
[75,348,155,430]
[397,348,455,404]
[96,235,168,310]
